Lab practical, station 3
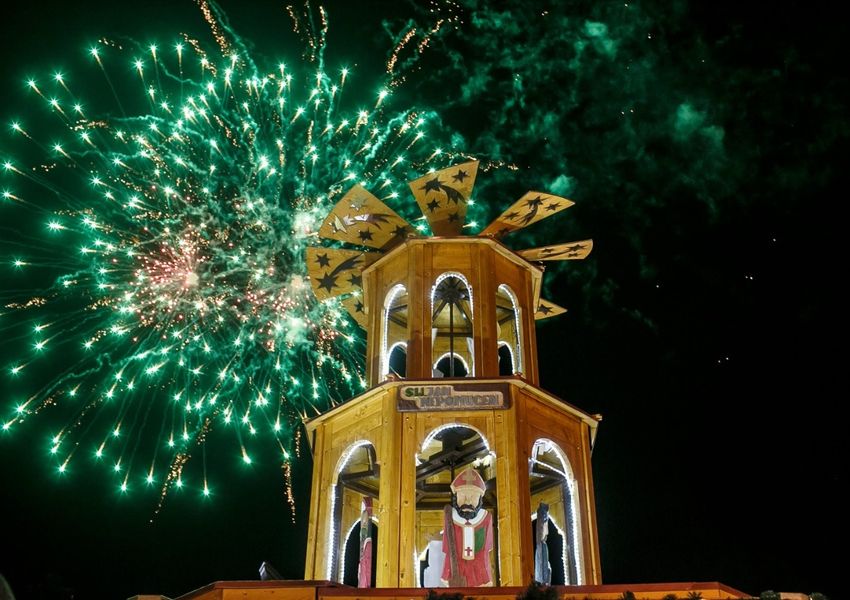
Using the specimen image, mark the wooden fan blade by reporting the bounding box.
[306,247,378,300]
[319,184,414,250]
[535,298,567,320]
[409,160,479,236]
[341,295,368,329]
[480,191,574,237]
[519,239,593,262]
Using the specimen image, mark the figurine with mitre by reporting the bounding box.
[440,467,494,587]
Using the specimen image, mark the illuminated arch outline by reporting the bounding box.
[418,422,493,457]
[497,283,523,375]
[432,351,471,377]
[329,440,377,580]
[530,438,584,585]
[381,284,407,379]
[430,271,475,376]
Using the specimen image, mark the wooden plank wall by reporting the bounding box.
[377,392,403,587]
[520,389,601,585]
[306,393,386,581]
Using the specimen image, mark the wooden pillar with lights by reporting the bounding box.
[303,161,600,589]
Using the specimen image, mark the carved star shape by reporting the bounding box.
[541,248,556,255]
[330,215,347,234]
[348,273,363,287]
[525,196,545,209]
[537,304,553,315]
[566,244,586,251]
[358,229,374,242]
[452,169,468,183]
[504,211,520,221]
[354,300,364,313]
[427,199,441,212]
[420,177,442,193]
[391,224,409,238]
[315,253,331,267]
[448,212,460,222]
[316,272,338,293]
[545,202,561,212]
[349,195,369,211]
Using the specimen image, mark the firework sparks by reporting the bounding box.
[0,2,456,509]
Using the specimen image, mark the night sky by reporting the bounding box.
[0,1,844,599]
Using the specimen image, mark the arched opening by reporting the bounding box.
[414,424,498,587]
[431,273,474,377]
[382,284,408,380]
[388,342,407,378]
[433,352,470,378]
[496,284,522,376]
[529,439,583,585]
[329,441,380,585]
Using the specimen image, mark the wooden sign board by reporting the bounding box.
[397,382,511,411]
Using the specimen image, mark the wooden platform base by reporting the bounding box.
[173,580,750,600]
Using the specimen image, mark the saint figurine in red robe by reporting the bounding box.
[440,467,494,587]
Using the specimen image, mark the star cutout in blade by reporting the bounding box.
[391,224,409,238]
[348,273,363,287]
[545,202,561,212]
[357,212,394,229]
[427,199,441,212]
[519,196,546,226]
[315,253,331,267]
[442,185,465,204]
[504,211,520,221]
[448,212,460,222]
[537,304,553,315]
[358,229,374,242]
[331,214,347,234]
[329,254,365,277]
[452,169,469,183]
[354,301,364,313]
[421,177,443,193]
[525,196,545,209]
[349,196,369,211]
[317,272,338,293]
